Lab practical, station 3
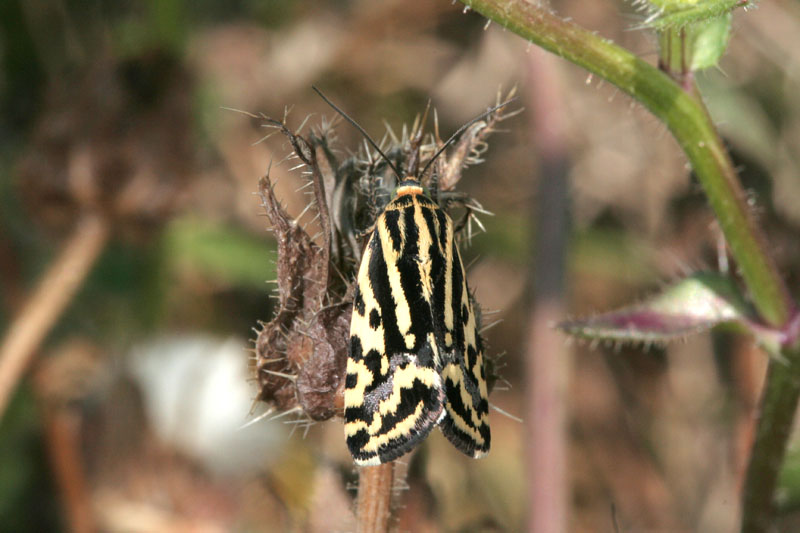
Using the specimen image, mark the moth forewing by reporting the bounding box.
[344,189,447,465]
[345,178,490,465]
[437,231,491,458]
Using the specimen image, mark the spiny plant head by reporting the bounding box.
[250,90,517,426]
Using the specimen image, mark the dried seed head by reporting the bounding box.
[252,94,516,424]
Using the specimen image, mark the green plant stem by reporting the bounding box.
[460,0,791,327]
[742,346,800,532]
[457,0,798,530]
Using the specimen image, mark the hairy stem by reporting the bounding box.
[457,0,798,530]
[0,213,109,420]
[741,345,800,532]
[356,462,395,533]
[460,0,790,327]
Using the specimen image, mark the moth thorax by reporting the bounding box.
[396,178,424,197]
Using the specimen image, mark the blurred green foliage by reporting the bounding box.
[0,391,60,532]
[164,216,277,289]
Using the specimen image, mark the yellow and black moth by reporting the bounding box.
[344,177,491,465]
[311,87,505,465]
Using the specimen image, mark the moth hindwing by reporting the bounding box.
[344,178,490,465]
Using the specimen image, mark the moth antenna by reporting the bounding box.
[420,97,517,178]
[312,86,403,180]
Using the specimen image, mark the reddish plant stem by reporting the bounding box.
[39,404,95,533]
[0,213,109,420]
[458,2,797,530]
[459,0,790,332]
[526,47,572,533]
[356,462,396,533]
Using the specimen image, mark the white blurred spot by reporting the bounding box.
[128,335,286,476]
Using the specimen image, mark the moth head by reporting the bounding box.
[395,177,427,197]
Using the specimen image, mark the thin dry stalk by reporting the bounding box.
[526,48,571,533]
[356,462,396,533]
[0,213,109,419]
[40,406,95,533]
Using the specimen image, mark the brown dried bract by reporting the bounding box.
[252,94,517,422]
[295,303,351,420]
[253,120,349,420]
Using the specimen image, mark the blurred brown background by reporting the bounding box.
[2,0,800,531]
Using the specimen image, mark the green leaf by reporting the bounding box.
[649,1,741,73]
[690,13,732,70]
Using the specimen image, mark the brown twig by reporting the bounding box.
[0,212,109,419]
[34,340,101,533]
[356,462,396,533]
[40,405,95,533]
